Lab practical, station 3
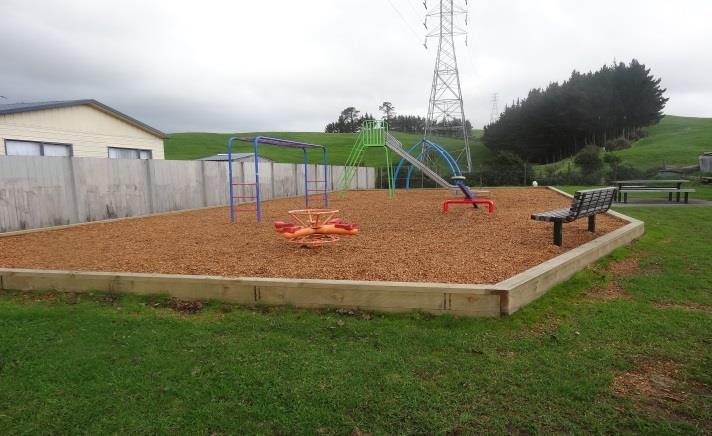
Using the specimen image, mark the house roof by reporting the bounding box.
[198,153,272,162]
[0,99,168,139]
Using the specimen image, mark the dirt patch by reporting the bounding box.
[168,298,204,314]
[145,297,204,314]
[611,359,712,428]
[16,290,81,304]
[528,314,564,335]
[96,293,120,305]
[613,360,688,403]
[608,257,640,276]
[0,188,626,284]
[19,290,62,303]
[653,302,712,314]
[334,307,373,320]
[586,280,629,301]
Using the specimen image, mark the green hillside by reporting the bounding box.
[165,116,709,171]
[165,131,491,168]
[611,115,712,169]
[535,115,712,176]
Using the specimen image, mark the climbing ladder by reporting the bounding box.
[231,164,257,215]
[305,179,327,207]
[339,120,394,197]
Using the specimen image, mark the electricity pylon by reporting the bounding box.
[490,92,499,124]
[423,0,471,172]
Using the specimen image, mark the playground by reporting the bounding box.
[0,188,626,284]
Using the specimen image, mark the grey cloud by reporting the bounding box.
[2,0,711,133]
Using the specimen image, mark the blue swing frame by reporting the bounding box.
[392,139,462,189]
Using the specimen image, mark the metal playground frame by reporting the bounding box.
[226,136,329,223]
[392,139,462,190]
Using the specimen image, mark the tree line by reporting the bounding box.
[325,102,472,138]
[324,107,375,133]
[482,59,668,163]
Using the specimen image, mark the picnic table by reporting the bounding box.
[612,179,694,204]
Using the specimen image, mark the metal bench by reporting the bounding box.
[531,187,616,246]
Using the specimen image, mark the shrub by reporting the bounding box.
[628,128,648,141]
[607,163,645,182]
[539,171,585,186]
[479,152,533,186]
[574,145,604,181]
[603,153,622,180]
[605,137,631,151]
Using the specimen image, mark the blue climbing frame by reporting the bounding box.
[392,139,462,189]
[226,136,329,223]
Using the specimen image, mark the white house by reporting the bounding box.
[0,99,167,159]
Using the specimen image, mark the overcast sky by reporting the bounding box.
[2,0,711,133]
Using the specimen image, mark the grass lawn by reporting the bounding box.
[0,198,710,433]
[165,131,492,167]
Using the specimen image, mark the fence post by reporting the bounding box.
[67,157,81,223]
[146,159,155,213]
[239,161,245,204]
[331,165,336,192]
[270,162,276,199]
[200,161,208,207]
[293,163,299,196]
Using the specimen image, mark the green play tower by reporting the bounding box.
[339,120,395,197]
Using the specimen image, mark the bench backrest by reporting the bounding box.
[568,187,617,220]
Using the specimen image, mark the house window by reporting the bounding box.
[4,139,72,156]
[108,147,152,160]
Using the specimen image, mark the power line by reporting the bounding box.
[402,0,422,21]
[386,0,422,43]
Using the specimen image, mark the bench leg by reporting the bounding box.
[685,192,689,204]
[553,222,563,246]
[624,193,628,203]
[588,215,596,232]
[669,192,672,201]
[676,192,681,202]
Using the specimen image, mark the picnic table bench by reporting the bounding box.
[702,176,712,185]
[531,187,616,246]
[613,179,694,203]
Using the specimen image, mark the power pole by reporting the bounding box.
[489,92,499,124]
[423,0,471,172]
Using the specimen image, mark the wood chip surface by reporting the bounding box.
[0,188,626,284]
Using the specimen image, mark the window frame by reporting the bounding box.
[107,146,153,160]
[3,139,73,157]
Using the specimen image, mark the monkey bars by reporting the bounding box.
[227,136,329,223]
